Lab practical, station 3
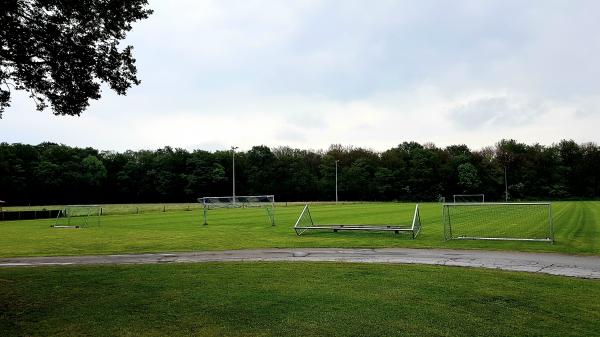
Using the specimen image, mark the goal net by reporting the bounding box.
[198,195,275,226]
[443,202,553,243]
[53,205,101,228]
[294,204,422,238]
[453,194,485,203]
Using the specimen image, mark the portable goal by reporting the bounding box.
[198,195,275,226]
[52,205,101,228]
[453,194,485,203]
[443,202,553,243]
[294,204,421,238]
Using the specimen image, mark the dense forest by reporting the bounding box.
[0,140,599,205]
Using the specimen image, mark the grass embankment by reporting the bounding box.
[0,202,599,257]
[0,262,598,337]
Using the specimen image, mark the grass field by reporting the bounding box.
[1,262,598,337]
[0,201,599,257]
[2,203,599,337]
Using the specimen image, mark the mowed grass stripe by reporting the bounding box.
[0,262,598,337]
[581,202,600,251]
[1,202,600,257]
[553,202,596,250]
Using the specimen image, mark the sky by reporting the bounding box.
[1,0,600,152]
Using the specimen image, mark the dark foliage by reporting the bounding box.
[1,140,599,205]
[0,0,152,117]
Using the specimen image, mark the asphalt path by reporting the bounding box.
[1,248,599,279]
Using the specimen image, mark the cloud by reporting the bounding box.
[449,95,548,129]
[574,96,600,118]
[2,0,600,151]
[276,128,307,142]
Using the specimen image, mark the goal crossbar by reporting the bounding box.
[294,204,422,238]
[199,195,275,208]
[52,205,101,229]
[198,195,275,226]
[443,202,554,243]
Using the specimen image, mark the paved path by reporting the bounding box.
[1,248,599,279]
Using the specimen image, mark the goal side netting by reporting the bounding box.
[443,202,553,243]
[294,204,421,238]
[198,195,275,226]
[52,205,101,228]
[453,194,485,203]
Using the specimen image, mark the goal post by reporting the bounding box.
[294,204,422,238]
[443,202,554,243]
[52,205,101,228]
[198,195,275,226]
[293,204,314,236]
[453,194,485,203]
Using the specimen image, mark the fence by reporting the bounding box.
[0,204,203,221]
[0,210,61,221]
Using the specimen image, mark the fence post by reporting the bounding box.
[163,205,166,212]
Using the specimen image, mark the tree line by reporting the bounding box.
[0,140,599,205]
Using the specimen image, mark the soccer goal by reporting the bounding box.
[453,194,485,203]
[52,205,101,228]
[442,202,553,243]
[294,204,422,238]
[198,195,275,226]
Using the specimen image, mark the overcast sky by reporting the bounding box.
[2,0,600,152]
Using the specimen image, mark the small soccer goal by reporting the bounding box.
[453,194,485,203]
[294,204,422,238]
[443,202,554,243]
[198,195,276,226]
[52,205,101,229]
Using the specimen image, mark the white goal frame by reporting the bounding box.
[294,204,421,238]
[198,195,275,226]
[52,205,101,228]
[442,202,554,243]
[453,194,485,203]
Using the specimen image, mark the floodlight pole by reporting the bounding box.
[504,166,508,202]
[232,146,238,205]
[335,160,339,204]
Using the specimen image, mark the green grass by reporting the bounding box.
[1,201,599,257]
[0,262,598,337]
